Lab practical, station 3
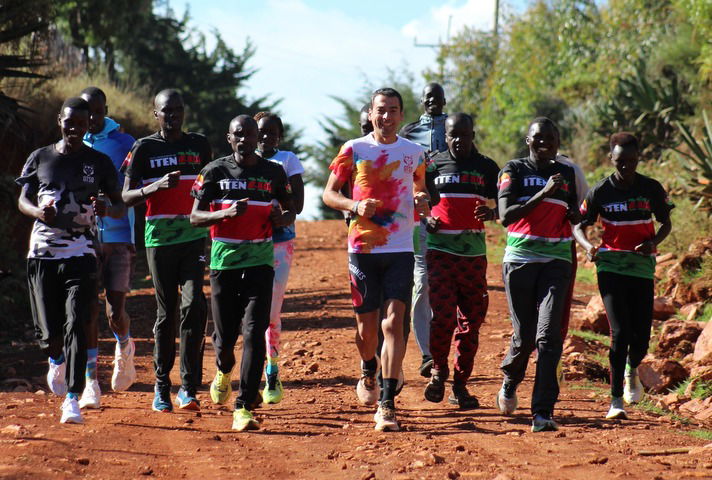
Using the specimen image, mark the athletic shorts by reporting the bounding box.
[348,252,414,314]
[97,243,134,293]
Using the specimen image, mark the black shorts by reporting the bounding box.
[348,252,414,314]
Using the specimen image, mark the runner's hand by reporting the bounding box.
[586,245,599,262]
[566,208,582,225]
[414,192,430,217]
[634,239,655,255]
[91,196,107,217]
[39,199,56,224]
[541,173,563,197]
[156,170,182,190]
[270,200,287,227]
[358,198,379,218]
[223,198,249,219]
[474,205,495,222]
[425,216,441,233]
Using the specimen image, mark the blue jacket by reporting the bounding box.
[399,113,448,155]
[83,117,136,244]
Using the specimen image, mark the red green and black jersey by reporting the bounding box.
[426,149,499,256]
[121,132,211,247]
[191,155,290,270]
[580,173,673,279]
[498,157,578,262]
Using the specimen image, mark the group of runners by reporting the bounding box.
[17,82,673,433]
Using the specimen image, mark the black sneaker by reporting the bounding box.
[419,355,433,378]
[424,374,446,403]
[448,384,479,409]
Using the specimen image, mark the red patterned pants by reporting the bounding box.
[426,250,488,384]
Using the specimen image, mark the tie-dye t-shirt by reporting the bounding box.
[330,134,426,254]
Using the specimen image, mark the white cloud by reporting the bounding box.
[402,0,496,44]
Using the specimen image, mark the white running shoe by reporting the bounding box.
[111,339,137,391]
[47,358,67,396]
[60,396,84,424]
[78,379,101,409]
[623,366,644,404]
[605,396,628,419]
[356,374,380,406]
[495,381,518,415]
[374,401,400,432]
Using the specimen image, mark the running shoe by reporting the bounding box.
[263,373,284,405]
[175,386,200,411]
[623,365,644,404]
[495,380,518,415]
[605,396,627,419]
[111,339,136,391]
[152,384,173,413]
[78,378,101,409]
[448,384,479,409]
[356,373,380,406]
[60,396,83,424]
[419,355,433,378]
[47,358,67,396]
[424,374,446,403]
[374,400,400,432]
[232,408,259,431]
[210,369,232,405]
[531,412,559,432]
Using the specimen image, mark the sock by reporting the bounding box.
[49,353,65,365]
[67,392,79,400]
[362,356,378,374]
[382,378,398,403]
[266,356,279,376]
[114,331,130,346]
[86,348,98,380]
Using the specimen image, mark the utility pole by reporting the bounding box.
[494,0,500,38]
[413,16,452,82]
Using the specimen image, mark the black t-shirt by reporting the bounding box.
[580,173,674,278]
[121,131,212,247]
[191,155,290,270]
[16,144,118,259]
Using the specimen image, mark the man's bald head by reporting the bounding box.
[154,88,183,109]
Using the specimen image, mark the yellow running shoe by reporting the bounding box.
[232,408,259,431]
[263,373,284,404]
[210,369,232,405]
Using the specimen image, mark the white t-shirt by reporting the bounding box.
[330,134,425,254]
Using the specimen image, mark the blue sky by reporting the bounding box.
[168,0,522,218]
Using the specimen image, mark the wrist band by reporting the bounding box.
[140,187,146,198]
[351,200,360,215]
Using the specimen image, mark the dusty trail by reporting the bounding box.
[0,220,709,479]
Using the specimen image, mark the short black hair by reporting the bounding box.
[229,114,258,131]
[61,96,90,113]
[80,86,106,103]
[154,88,182,107]
[254,111,284,137]
[447,112,474,129]
[528,116,560,138]
[371,87,403,111]
[609,132,639,152]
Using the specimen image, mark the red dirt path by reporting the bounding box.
[0,220,709,479]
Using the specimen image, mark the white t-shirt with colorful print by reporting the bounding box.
[330,134,426,254]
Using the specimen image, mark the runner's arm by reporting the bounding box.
[17,184,53,222]
[323,171,377,218]
[190,197,244,227]
[498,174,563,227]
[289,174,304,214]
[573,223,598,261]
[122,171,181,207]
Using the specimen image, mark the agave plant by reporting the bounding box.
[673,111,712,214]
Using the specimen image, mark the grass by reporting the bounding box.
[575,263,597,285]
[635,398,691,425]
[672,379,712,399]
[568,381,608,394]
[698,302,712,322]
[591,352,610,368]
[684,429,712,441]
[570,328,611,347]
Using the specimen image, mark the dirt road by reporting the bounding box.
[0,220,709,479]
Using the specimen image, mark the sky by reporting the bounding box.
[168,0,517,218]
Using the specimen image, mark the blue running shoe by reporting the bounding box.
[175,386,200,411]
[152,384,173,413]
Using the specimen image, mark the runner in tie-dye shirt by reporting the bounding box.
[323,88,430,432]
